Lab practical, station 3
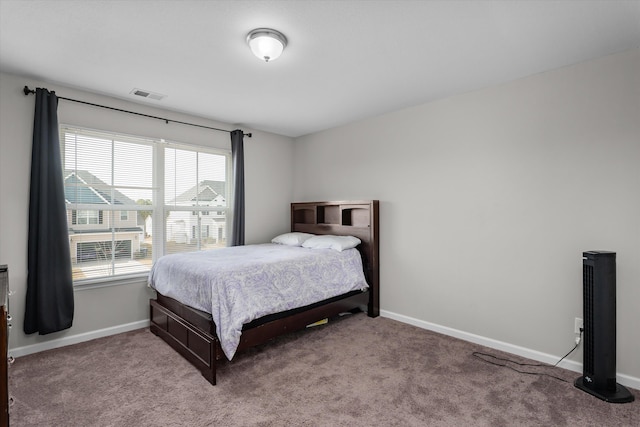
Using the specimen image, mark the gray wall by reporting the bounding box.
[293,49,640,381]
[0,72,295,350]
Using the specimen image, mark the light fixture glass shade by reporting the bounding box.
[246,28,287,62]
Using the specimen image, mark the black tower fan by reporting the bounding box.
[574,251,634,403]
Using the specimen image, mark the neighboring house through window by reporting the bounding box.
[165,177,227,255]
[61,126,231,284]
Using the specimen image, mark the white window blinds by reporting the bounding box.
[60,126,230,284]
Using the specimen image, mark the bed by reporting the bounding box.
[149,200,379,385]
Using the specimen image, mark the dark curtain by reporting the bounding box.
[230,129,245,246]
[24,88,74,335]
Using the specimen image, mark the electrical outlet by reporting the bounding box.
[575,317,583,334]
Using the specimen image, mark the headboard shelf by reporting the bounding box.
[317,205,340,225]
[292,207,316,225]
[292,201,373,228]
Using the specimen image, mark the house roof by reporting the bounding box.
[171,180,226,205]
[64,170,137,206]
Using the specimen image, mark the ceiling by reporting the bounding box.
[1,1,639,138]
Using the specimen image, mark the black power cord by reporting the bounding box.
[553,327,584,367]
[472,328,584,383]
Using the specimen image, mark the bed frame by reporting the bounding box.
[149,200,379,385]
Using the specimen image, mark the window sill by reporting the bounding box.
[73,274,149,291]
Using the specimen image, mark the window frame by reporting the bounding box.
[60,125,232,289]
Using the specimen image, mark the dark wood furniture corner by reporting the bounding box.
[1,264,9,427]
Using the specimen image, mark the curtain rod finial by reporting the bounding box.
[23,85,35,96]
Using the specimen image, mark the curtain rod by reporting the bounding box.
[23,86,252,138]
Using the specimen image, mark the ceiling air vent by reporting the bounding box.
[130,88,166,101]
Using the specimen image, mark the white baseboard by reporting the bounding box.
[380,309,640,391]
[9,320,150,358]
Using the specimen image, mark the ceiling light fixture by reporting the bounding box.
[246,28,287,62]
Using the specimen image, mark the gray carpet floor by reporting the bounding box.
[8,313,639,426]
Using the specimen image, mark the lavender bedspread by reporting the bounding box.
[148,244,368,360]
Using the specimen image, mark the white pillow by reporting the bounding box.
[301,235,361,252]
[271,232,315,246]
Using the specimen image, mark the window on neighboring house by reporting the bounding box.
[61,125,231,284]
[71,210,102,225]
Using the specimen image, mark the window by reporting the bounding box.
[71,210,103,225]
[61,126,231,284]
[164,145,228,256]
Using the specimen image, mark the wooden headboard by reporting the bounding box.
[291,200,379,317]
